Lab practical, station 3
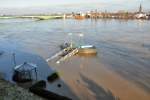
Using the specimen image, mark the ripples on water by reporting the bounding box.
[0,18,150,99]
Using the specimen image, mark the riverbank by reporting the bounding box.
[0,13,150,20]
[0,74,44,100]
[0,48,78,99]
[0,15,64,20]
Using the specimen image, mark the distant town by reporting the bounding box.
[72,4,150,20]
[0,4,150,20]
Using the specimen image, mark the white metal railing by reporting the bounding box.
[56,48,78,64]
[46,46,74,62]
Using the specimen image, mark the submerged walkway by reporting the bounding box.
[47,47,79,64]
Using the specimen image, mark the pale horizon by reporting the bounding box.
[0,0,150,15]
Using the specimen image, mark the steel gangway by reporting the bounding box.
[56,48,79,64]
[46,47,77,63]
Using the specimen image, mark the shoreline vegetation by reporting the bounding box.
[0,74,44,100]
[0,73,71,100]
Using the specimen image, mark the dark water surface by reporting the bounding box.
[0,19,150,100]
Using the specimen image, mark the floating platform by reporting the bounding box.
[78,45,97,55]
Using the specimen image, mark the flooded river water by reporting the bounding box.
[0,18,150,100]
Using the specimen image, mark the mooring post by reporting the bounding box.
[12,53,17,67]
[35,68,38,81]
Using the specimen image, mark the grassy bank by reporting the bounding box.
[0,75,44,100]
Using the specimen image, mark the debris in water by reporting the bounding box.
[47,72,59,83]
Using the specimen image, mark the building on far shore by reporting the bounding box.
[135,4,148,19]
[69,3,150,20]
[74,12,86,20]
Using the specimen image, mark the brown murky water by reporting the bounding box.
[0,19,150,100]
[50,56,150,100]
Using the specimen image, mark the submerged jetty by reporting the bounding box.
[47,42,97,64]
[46,46,79,64]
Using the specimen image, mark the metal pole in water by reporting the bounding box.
[79,33,84,47]
[68,33,73,48]
[35,69,38,81]
[12,53,16,67]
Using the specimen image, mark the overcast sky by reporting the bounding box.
[0,0,150,15]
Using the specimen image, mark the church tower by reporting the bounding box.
[139,4,142,13]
